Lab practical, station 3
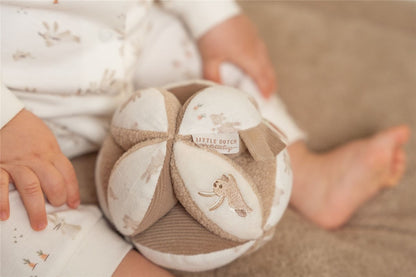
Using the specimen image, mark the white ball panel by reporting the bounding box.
[108,141,167,236]
[264,149,293,230]
[112,88,168,132]
[178,85,262,135]
[134,240,255,272]
[174,141,263,240]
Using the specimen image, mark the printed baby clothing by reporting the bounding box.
[1,0,303,157]
[1,0,240,158]
[1,185,132,277]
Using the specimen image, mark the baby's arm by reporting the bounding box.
[0,87,80,230]
[161,0,276,98]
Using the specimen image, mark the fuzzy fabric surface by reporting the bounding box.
[73,2,416,276]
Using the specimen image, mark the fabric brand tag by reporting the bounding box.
[192,133,240,154]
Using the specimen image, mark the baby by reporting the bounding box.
[0,0,410,276]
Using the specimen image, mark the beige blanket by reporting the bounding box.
[73,2,416,276]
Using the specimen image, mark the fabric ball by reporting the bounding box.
[95,80,292,272]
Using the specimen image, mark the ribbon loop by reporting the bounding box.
[239,122,286,161]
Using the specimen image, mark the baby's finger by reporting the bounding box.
[263,61,278,94]
[51,155,80,209]
[253,64,276,98]
[258,42,278,95]
[9,166,47,231]
[29,160,67,207]
[0,168,10,220]
[238,57,275,98]
[257,73,275,98]
[203,59,222,84]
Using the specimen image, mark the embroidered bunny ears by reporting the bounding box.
[95,81,293,272]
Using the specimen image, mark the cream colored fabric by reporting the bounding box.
[111,88,169,133]
[177,85,262,135]
[108,140,168,236]
[0,187,132,277]
[172,140,264,242]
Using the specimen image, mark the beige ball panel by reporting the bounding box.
[95,135,125,221]
[158,88,188,135]
[132,190,259,272]
[110,126,167,151]
[232,151,276,226]
[164,80,214,105]
[131,204,245,255]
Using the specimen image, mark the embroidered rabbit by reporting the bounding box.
[199,174,252,217]
[210,113,241,133]
[47,213,81,239]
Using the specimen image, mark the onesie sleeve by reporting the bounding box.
[160,0,241,39]
[1,83,24,129]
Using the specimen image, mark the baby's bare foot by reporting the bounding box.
[288,125,410,229]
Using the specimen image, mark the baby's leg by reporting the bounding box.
[113,250,173,277]
[220,65,411,229]
[288,126,410,229]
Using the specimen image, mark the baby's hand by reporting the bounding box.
[0,109,80,230]
[197,14,277,98]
